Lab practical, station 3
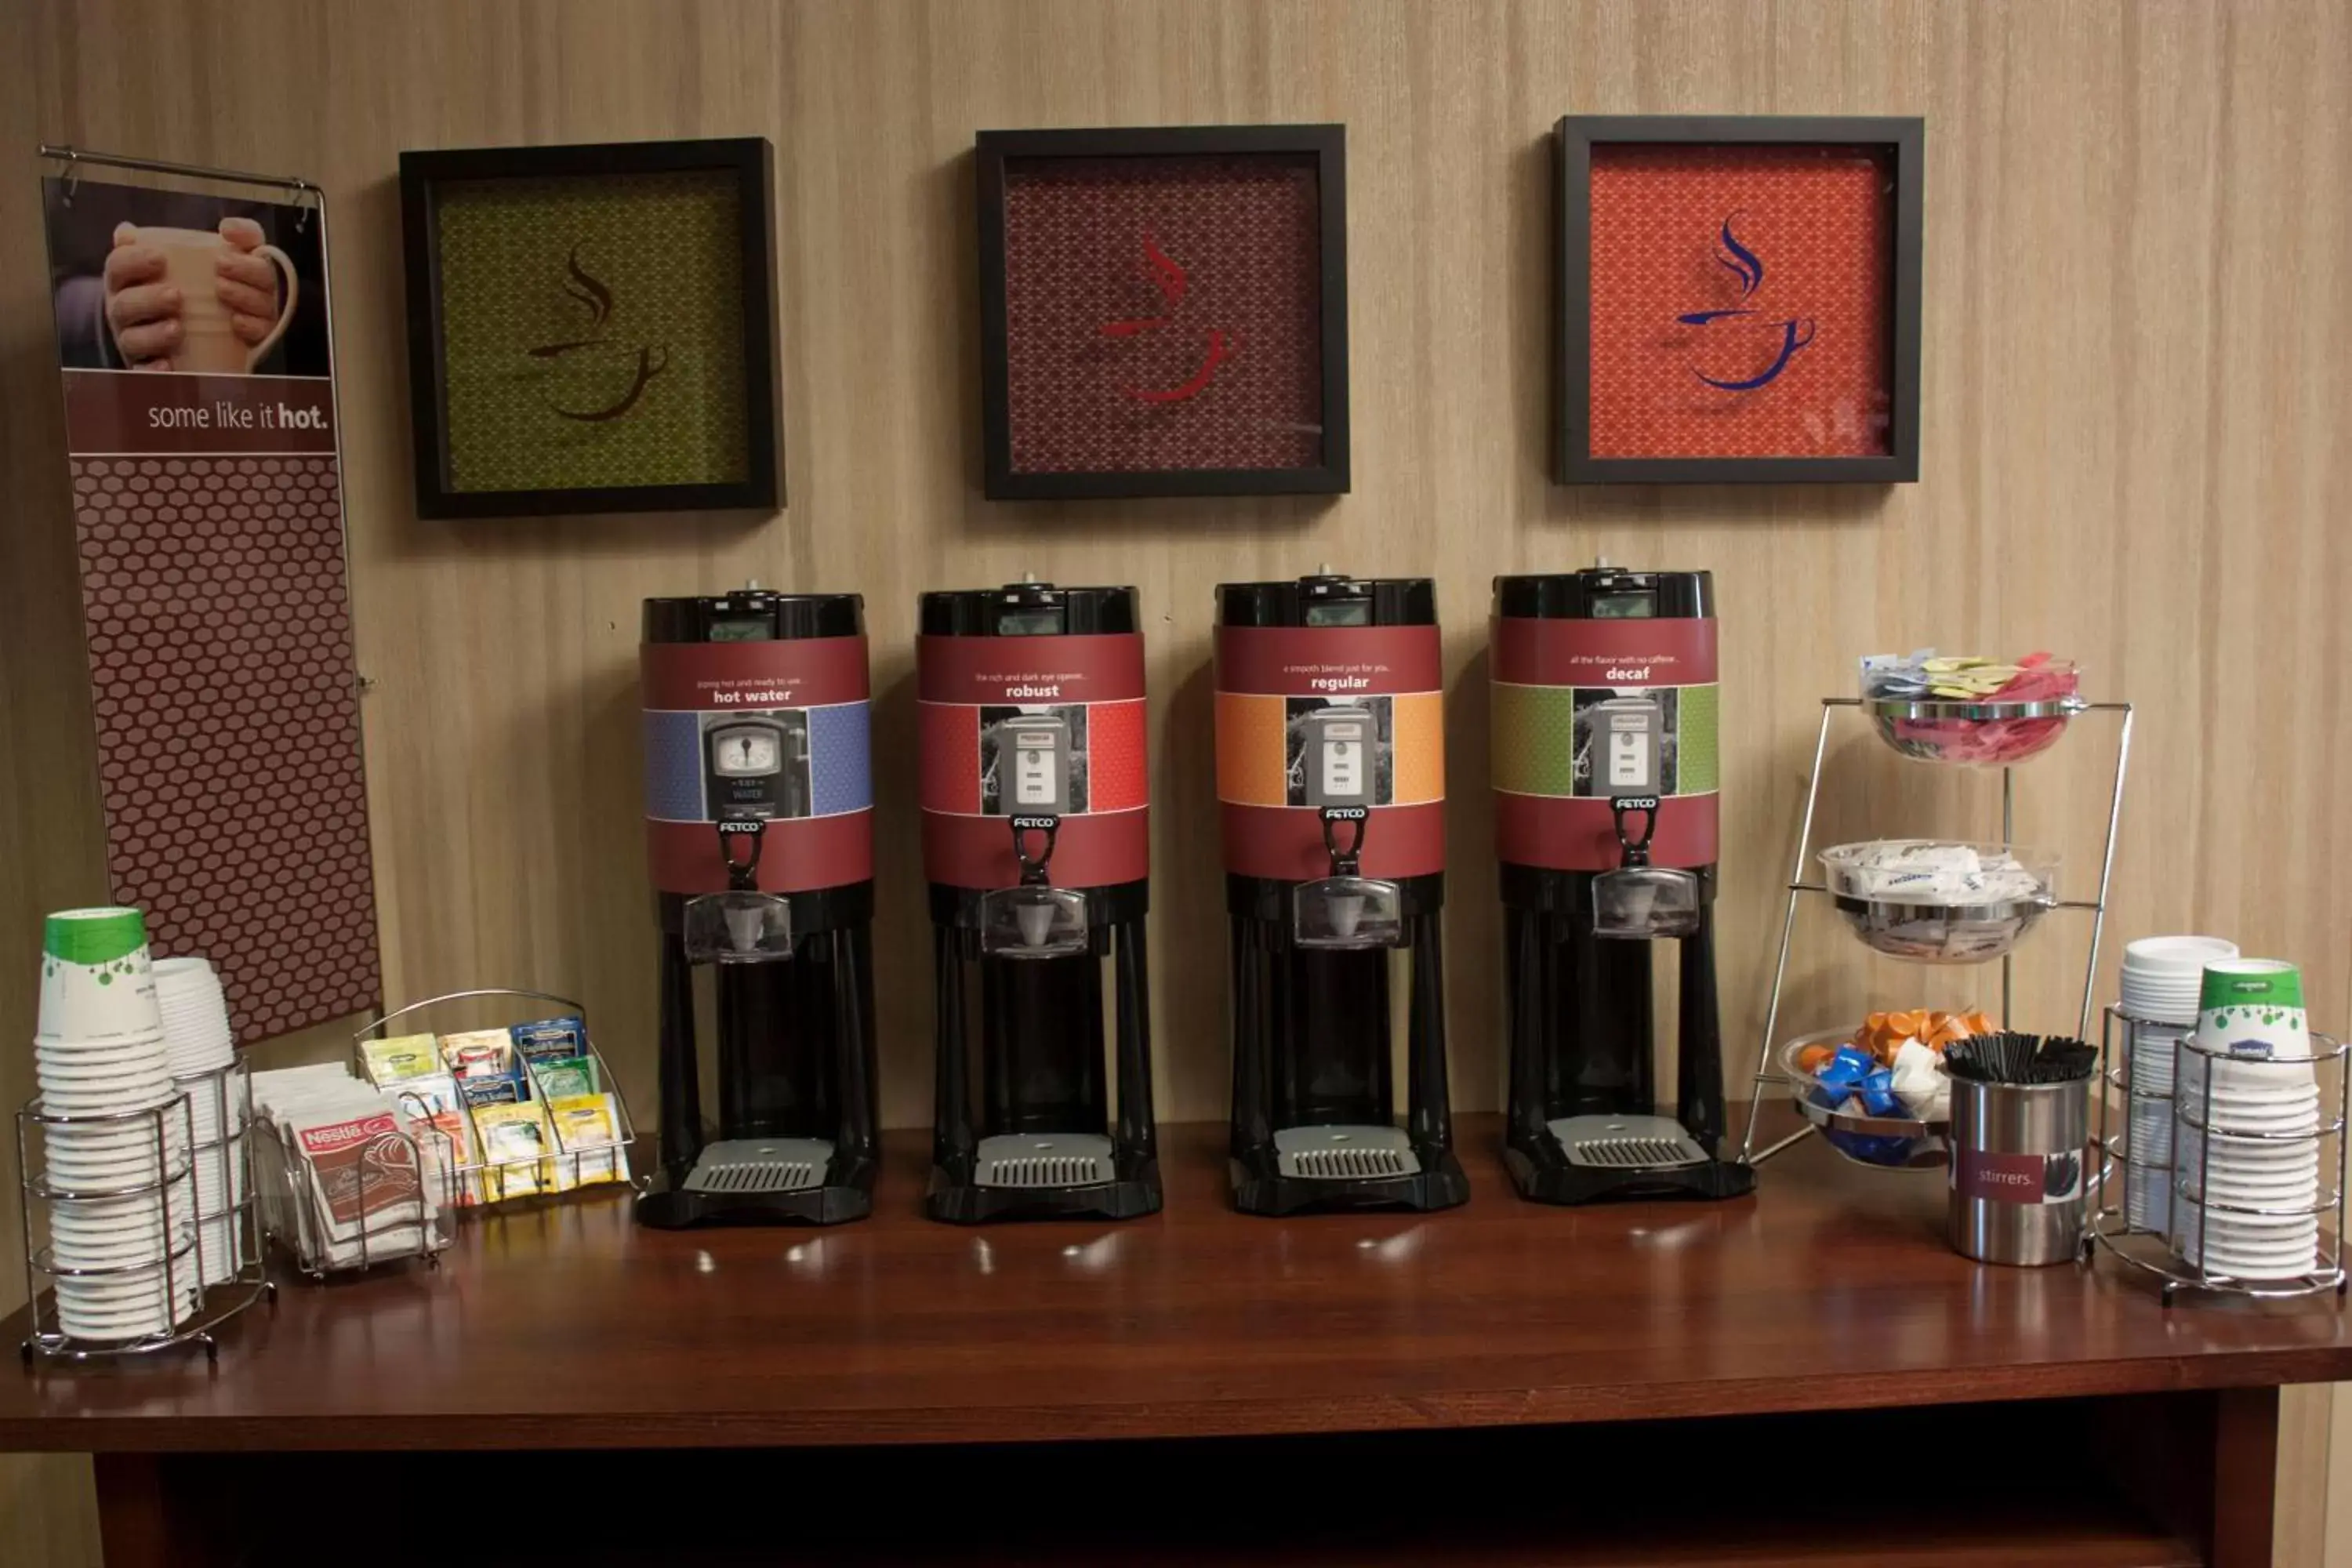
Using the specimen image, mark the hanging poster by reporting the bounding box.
[41,162,379,1042]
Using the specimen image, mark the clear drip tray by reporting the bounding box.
[684,891,793,963]
[978,885,1090,958]
[1293,877,1402,949]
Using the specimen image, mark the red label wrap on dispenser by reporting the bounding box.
[917,633,1149,891]
[1214,625,1446,882]
[1490,616,1719,872]
[641,637,874,895]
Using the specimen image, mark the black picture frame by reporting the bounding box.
[1556,114,1923,485]
[976,124,1350,501]
[399,137,783,519]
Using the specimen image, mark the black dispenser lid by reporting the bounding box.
[642,587,864,643]
[919,580,1139,637]
[1491,568,1712,620]
[1217,570,1437,628]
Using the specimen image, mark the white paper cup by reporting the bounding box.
[36,909,163,1044]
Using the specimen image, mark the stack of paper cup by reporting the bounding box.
[155,956,248,1286]
[2170,959,2321,1281]
[2121,935,2239,1023]
[34,908,201,1340]
[2118,936,2238,1236]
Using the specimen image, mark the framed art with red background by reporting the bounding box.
[978,125,1350,500]
[1556,116,1922,485]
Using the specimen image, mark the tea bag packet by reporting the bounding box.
[471,1101,556,1201]
[359,1033,444,1087]
[441,1028,519,1080]
[546,1093,626,1190]
[528,1055,599,1102]
[510,1014,590,1062]
[457,1073,523,1110]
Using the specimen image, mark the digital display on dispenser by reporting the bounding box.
[1304,600,1370,627]
[708,616,771,641]
[997,608,1063,636]
[1589,592,1655,619]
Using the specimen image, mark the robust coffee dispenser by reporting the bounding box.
[635,588,880,1228]
[1492,568,1753,1204]
[920,580,1160,1223]
[1216,572,1468,1215]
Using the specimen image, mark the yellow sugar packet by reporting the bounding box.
[470,1101,554,1201]
[360,1033,443,1087]
[546,1093,626,1191]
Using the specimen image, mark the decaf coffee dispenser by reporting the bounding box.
[635,588,880,1228]
[920,580,1160,1223]
[1492,568,1754,1204]
[1216,572,1468,1215]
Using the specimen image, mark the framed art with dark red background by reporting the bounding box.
[1556,116,1922,485]
[978,125,1350,500]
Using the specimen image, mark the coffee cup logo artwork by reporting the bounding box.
[39,168,378,1047]
[528,245,670,422]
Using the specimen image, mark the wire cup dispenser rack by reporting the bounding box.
[15,1060,274,1363]
[2088,1007,2347,1305]
[260,989,640,1282]
[1740,692,2134,1170]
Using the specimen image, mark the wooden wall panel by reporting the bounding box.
[0,4,2345,1564]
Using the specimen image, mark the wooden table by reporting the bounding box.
[1,1116,2345,1566]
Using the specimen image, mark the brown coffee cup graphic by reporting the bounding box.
[124,225,299,373]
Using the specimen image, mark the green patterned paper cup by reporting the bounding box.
[2196,959,2309,1062]
[36,907,163,1044]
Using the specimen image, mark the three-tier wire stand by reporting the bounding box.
[15,1061,275,1363]
[2089,1008,2347,1305]
[1740,694,2134,1169]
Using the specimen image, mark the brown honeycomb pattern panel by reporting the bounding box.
[71,453,381,1042]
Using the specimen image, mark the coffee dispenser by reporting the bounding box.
[635,588,880,1228]
[1216,572,1467,1215]
[1492,568,1753,1204]
[920,580,1160,1223]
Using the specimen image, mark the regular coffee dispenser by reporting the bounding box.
[1215,572,1468,1215]
[1492,568,1754,1204]
[635,588,880,1228]
[920,580,1160,1223]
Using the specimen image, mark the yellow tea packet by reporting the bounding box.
[360,1033,442,1087]
[470,1101,554,1201]
[546,1093,626,1191]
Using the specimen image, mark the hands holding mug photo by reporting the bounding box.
[103,216,297,372]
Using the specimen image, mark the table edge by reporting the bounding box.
[3,1348,2346,1454]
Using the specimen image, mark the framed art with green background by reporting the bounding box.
[400,137,782,517]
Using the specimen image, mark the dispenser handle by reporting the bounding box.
[1010,814,1059,886]
[1320,807,1368,877]
[717,816,767,891]
[1609,796,1661,869]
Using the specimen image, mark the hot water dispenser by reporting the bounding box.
[635,588,881,1228]
[920,579,1160,1223]
[1492,567,1753,1204]
[1216,571,1467,1215]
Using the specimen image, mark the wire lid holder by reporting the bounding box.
[1739,695,2134,1167]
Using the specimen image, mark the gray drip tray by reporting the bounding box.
[975,1133,1115,1190]
[681,1138,834,1194]
[1273,1123,1421,1181]
[1547,1114,1709,1171]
